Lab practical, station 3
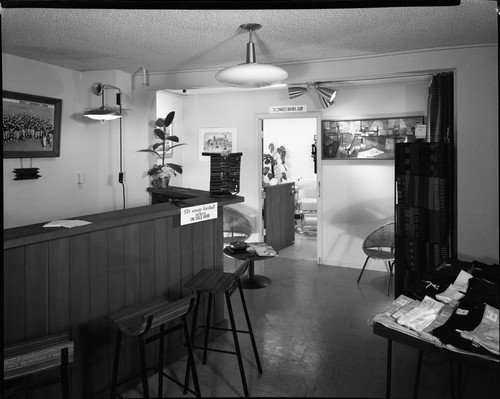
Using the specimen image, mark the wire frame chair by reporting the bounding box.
[223,207,252,244]
[356,222,395,295]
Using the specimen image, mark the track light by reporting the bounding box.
[216,23,288,88]
[315,86,337,108]
[288,87,308,99]
[287,83,337,109]
[84,82,122,121]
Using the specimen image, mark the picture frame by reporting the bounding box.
[3,91,62,158]
[199,127,237,161]
[321,116,425,160]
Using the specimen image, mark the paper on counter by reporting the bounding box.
[43,219,92,228]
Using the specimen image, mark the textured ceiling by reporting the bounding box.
[0,1,497,75]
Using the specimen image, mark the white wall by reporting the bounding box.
[2,54,154,228]
[174,80,428,270]
[3,46,498,267]
[319,81,428,269]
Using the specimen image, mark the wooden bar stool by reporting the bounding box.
[3,333,73,398]
[107,295,201,398]
[184,261,262,397]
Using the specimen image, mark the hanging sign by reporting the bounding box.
[181,202,218,226]
[269,105,307,113]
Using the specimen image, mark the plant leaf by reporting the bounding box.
[164,143,186,151]
[147,165,163,176]
[165,135,179,143]
[138,149,161,158]
[164,111,175,127]
[155,118,165,128]
[154,128,165,141]
[166,163,183,174]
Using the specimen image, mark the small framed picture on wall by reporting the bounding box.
[199,127,237,161]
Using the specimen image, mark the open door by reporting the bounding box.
[263,182,295,251]
[256,112,322,263]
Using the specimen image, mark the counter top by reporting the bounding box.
[4,187,243,249]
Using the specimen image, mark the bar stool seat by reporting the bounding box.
[107,295,200,398]
[3,333,73,398]
[184,261,262,397]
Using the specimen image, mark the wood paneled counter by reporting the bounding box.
[3,189,243,398]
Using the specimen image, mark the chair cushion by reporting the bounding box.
[298,198,317,211]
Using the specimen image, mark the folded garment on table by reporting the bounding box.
[460,304,499,356]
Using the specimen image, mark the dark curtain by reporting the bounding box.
[427,72,454,143]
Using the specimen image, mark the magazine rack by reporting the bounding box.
[203,152,242,198]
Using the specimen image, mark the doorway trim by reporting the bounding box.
[255,111,322,264]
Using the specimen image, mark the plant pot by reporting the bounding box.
[152,175,170,188]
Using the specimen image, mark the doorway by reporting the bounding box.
[256,112,322,263]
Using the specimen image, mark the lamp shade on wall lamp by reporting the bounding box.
[84,107,121,121]
[216,23,288,88]
[84,82,122,121]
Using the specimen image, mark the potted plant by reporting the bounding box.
[263,143,287,185]
[139,111,185,188]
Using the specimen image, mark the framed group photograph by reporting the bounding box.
[322,116,425,160]
[3,91,62,158]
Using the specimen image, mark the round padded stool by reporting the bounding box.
[107,295,200,398]
[184,261,262,397]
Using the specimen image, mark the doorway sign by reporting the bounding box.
[181,202,218,226]
[269,105,307,113]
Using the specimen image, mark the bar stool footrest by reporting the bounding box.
[155,368,200,397]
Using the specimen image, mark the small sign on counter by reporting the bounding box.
[180,202,218,226]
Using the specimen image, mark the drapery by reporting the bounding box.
[427,72,454,143]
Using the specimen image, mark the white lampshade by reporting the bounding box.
[84,107,122,121]
[216,63,288,88]
[216,23,288,88]
[84,82,122,121]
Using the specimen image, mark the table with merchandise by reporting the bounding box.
[371,258,499,399]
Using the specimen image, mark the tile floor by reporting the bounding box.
[122,236,499,398]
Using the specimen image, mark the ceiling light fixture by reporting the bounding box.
[288,86,308,99]
[84,82,122,121]
[288,83,337,109]
[215,23,288,88]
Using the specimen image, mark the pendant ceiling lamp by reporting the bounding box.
[84,82,122,121]
[215,23,288,88]
[287,83,337,108]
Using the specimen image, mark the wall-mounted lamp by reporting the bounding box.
[288,83,337,108]
[216,23,288,88]
[83,82,126,209]
[84,82,122,121]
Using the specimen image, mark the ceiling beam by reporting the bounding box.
[0,0,462,10]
